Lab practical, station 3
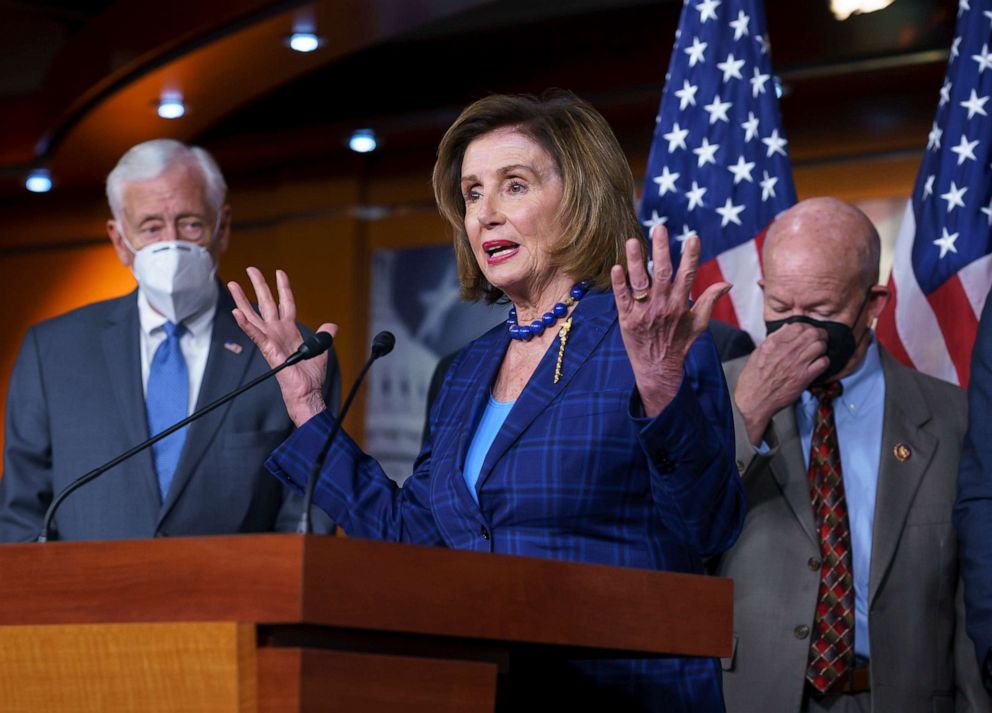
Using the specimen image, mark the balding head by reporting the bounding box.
[763,197,880,292]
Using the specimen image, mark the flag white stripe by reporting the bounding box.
[890,201,959,384]
[957,253,992,317]
[717,241,766,343]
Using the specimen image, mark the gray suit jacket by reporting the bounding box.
[716,346,990,713]
[0,287,340,542]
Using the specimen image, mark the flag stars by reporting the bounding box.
[941,180,968,212]
[716,198,746,227]
[727,155,756,184]
[695,0,720,23]
[693,137,720,167]
[717,53,745,82]
[729,10,750,40]
[741,112,760,142]
[762,129,788,157]
[933,227,960,259]
[981,196,992,226]
[756,34,769,55]
[972,43,992,73]
[662,122,690,152]
[685,181,708,210]
[927,122,943,151]
[950,134,979,165]
[642,210,668,231]
[673,225,696,251]
[760,170,778,201]
[923,174,935,198]
[675,80,699,110]
[960,0,971,17]
[940,79,953,107]
[986,9,992,27]
[951,36,962,61]
[960,89,989,119]
[751,66,770,97]
[704,95,733,124]
[652,166,680,196]
[685,36,708,67]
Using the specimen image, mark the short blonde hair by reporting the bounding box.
[433,90,643,302]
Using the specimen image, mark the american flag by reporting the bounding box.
[639,0,796,341]
[875,0,992,387]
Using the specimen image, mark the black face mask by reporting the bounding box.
[764,291,871,387]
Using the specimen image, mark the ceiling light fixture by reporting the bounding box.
[157,94,186,119]
[349,129,377,153]
[287,32,322,53]
[25,168,52,193]
[830,0,896,21]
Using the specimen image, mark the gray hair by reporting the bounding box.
[105,139,227,222]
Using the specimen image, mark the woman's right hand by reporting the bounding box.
[228,267,337,427]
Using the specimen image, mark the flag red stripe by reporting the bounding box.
[926,274,979,385]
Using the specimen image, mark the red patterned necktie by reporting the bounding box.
[805,381,855,693]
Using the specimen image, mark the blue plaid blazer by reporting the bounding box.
[268,290,744,710]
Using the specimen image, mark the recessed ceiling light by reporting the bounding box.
[349,129,377,153]
[287,32,322,53]
[25,168,52,193]
[157,95,186,119]
[830,0,896,20]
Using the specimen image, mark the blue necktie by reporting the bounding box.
[146,322,189,501]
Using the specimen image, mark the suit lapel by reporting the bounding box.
[769,406,819,546]
[100,291,161,505]
[157,290,254,523]
[868,349,935,606]
[475,292,616,496]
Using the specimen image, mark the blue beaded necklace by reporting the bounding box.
[507,280,592,341]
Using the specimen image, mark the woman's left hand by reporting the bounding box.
[610,225,731,418]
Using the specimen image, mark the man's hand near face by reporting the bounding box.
[734,322,829,447]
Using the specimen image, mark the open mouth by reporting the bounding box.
[482,240,520,264]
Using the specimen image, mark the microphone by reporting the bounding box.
[297,330,395,534]
[37,331,334,543]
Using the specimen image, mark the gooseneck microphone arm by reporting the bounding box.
[37,331,334,543]
[297,330,395,535]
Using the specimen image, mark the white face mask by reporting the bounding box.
[121,229,218,324]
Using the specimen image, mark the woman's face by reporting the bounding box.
[460,127,565,302]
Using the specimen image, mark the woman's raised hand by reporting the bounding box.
[228,267,337,426]
[610,226,731,418]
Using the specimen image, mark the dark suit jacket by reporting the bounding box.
[268,290,745,710]
[957,290,992,690]
[717,347,990,713]
[0,287,340,542]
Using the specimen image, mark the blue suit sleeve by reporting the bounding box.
[956,291,992,686]
[266,410,445,546]
[632,330,745,558]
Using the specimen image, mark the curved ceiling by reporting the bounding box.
[0,0,957,201]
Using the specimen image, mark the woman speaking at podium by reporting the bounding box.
[229,90,745,711]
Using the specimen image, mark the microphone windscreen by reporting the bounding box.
[300,331,334,359]
[370,331,396,358]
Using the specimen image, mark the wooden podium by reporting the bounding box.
[0,535,731,712]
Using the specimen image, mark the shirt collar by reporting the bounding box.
[800,333,883,415]
[137,286,217,338]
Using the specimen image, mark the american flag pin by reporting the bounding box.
[224,341,243,355]
[893,443,911,462]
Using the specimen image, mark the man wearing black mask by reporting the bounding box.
[714,197,989,713]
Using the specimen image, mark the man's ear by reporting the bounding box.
[867,284,890,322]
[107,219,134,267]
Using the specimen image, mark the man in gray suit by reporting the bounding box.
[715,197,989,713]
[0,139,339,542]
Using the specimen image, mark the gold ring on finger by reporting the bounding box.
[631,290,650,302]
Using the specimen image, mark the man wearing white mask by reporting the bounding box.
[0,139,339,541]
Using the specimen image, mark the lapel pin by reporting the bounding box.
[893,443,911,462]
[224,341,243,355]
